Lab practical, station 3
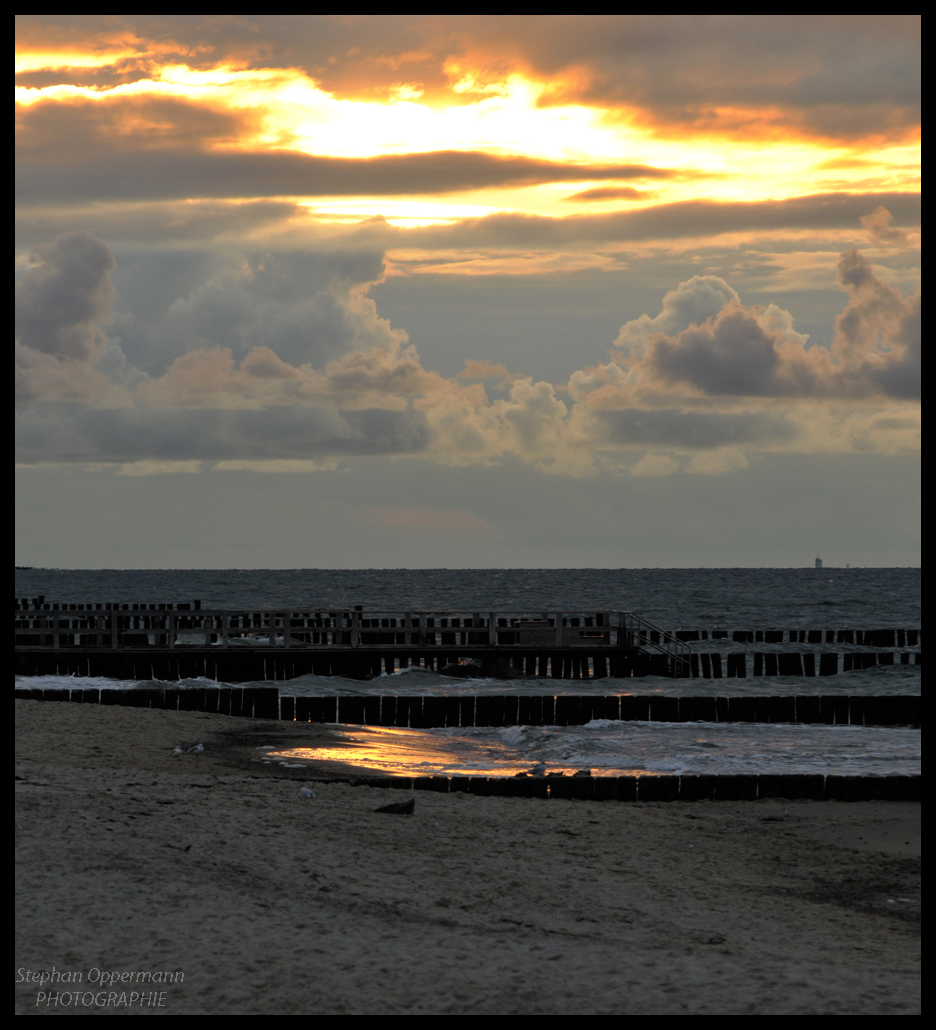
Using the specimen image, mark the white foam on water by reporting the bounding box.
[266,721,920,778]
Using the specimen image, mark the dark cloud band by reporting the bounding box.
[15,404,433,464]
[598,408,796,449]
[16,132,673,203]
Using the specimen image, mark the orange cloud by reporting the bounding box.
[362,508,497,531]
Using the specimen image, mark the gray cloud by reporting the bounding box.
[452,15,921,138]
[16,200,302,249]
[15,403,432,464]
[343,193,922,250]
[110,248,396,374]
[16,97,673,201]
[13,227,919,472]
[619,249,921,400]
[15,194,921,270]
[598,408,796,448]
[868,294,919,400]
[614,275,739,358]
[834,249,920,399]
[650,307,793,396]
[15,230,115,361]
[860,206,912,247]
[17,16,920,139]
[565,186,646,202]
[15,16,449,96]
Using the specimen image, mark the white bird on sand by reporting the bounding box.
[299,786,316,799]
[168,746,184,758]
[186,743,204,755]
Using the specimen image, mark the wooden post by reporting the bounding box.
[819,653,838,676]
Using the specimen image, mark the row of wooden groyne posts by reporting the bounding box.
[15,686,921,802]
[15,597,921,645]
[15,684,921,728]
[13,602,922,681]
[11,648,922,683]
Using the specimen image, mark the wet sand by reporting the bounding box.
[15,699,920,1014]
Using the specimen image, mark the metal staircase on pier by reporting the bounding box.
[620,612,692,678]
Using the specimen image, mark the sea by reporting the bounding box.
[15,567,921,780]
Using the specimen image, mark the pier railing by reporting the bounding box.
[15,606,660,651]
[618,612,692,677]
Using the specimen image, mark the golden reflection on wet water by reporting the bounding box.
[267,725,518,777]
[265,725,643,778]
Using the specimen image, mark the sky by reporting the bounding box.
[15,15,920,568]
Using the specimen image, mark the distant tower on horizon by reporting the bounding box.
[815,555,823,569]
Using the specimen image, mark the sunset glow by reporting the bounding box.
[15,16,920,567]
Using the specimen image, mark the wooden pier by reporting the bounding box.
[14,600,921,682]
[14,605,690,680]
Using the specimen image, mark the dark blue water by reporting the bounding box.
[13,567,921,629]
[15,568,920,775]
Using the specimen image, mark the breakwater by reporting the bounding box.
[15,687,921,727]
[347,773,921,802]
[12,646,921,681]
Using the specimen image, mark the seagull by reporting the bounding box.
[299,786,316,799]
[186,743,204,755]
[168,746,184,758]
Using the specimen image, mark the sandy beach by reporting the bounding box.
[15,699,920,1014]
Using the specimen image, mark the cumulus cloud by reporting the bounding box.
[111,248,402,374]
[133,340,441,412]
[14,232,920,474]
[609,251,920,400]
[14,341,120,404]
[15,230,115,360]
[860,206,911,247]
[163,261,398,368]
[458,359,518,383]
[646,305,823,397]
[614,275,739,361]
[833,249,920,399]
